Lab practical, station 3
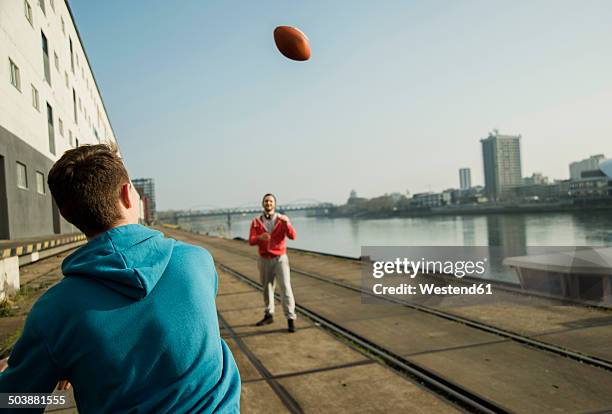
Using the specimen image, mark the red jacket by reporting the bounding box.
[249,215,297,257]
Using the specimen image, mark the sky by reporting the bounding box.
[69,0,612,210]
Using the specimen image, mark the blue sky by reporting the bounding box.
[70,0,612,209]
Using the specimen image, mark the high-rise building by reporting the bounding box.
[481,131,522,200]
[459,168,471,190]
[569,154,605,180]
[133,178,156,224]
[0,0,119,238]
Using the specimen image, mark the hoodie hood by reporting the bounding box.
[62,224,175,300]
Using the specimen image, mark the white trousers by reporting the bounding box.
[258,254,296,320]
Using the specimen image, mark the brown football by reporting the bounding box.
[273,26,311,61]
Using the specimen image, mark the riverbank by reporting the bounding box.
[328,201,612,219]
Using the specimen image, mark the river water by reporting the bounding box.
[178,210,612,283]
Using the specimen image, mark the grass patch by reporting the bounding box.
[0,299,17,317]
[0,328,22,358]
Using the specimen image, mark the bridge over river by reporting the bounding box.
[165,200,335,223]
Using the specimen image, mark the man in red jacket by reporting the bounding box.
[249,194,297,332]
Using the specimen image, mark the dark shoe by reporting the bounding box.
[287,319,296,333]
[256,314,274,326]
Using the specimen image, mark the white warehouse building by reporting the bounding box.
[1,0,121,239]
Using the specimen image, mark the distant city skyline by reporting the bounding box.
[154,132,611,209]
[70,1,612,209]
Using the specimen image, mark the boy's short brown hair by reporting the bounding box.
[48,144,130,236]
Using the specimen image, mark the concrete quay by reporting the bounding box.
[216,267,457,413]
[0,235,454,414]
[160,226,612,414]
[1,226,612,412]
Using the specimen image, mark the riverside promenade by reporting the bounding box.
[1,227,612,412]
[160,226,612,414]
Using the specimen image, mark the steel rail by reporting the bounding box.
[199,237,612,372]
[220,263,511,414]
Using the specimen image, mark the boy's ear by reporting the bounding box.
[119,182,133,209]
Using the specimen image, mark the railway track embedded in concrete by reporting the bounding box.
[201,237,612,373]
[220,263,510,414]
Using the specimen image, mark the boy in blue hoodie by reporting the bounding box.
[0,144,240,413]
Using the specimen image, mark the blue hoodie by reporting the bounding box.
[0,225,240,413]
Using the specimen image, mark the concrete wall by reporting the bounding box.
[0,256,19,302]
[0,154,9,239]
[0,125,78,239]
